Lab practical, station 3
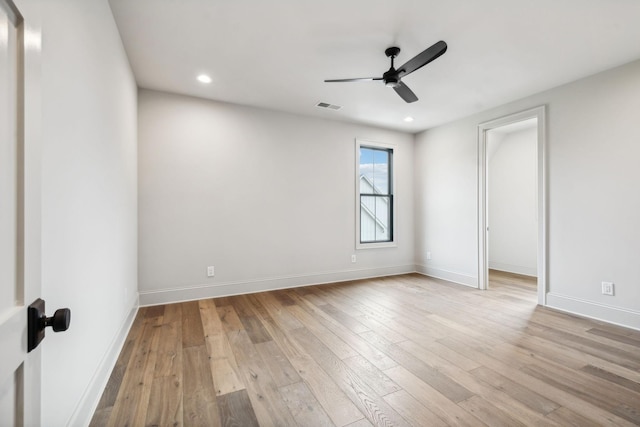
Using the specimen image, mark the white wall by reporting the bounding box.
[488,127,537,276]
[138,89,414,305]
[415,59,640,329]
[40,0,138,425]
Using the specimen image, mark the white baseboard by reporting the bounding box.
[139,265,416,306]
[415,264,478,288]
[67,299,139,426]
[546,292,640,331]
[488,261,537,277]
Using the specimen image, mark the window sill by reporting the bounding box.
[356,241,397,250]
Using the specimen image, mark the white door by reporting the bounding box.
[0,0,42,425]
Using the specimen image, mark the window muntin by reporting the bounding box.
[358,145,393,244]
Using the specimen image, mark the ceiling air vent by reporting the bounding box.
[316,102,342,111]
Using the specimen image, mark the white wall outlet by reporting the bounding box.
[426,251,432,260]
[601,281,614,296]
[207,266,215,277]
[351,254,357,263]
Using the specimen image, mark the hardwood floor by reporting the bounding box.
[90,271,640,426]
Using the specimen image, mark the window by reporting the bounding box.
[356,140,395,247]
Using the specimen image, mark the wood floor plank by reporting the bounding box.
[182,301,205,348]
[291,298,397,371]
[237,314,273,344]
[247,292,303,331]
[282,342,364,426]
[342,355,401,397]
[199,299,246,396]
[255,340,301,387]
[529,326,640,371]
[291,327,411,427]
[286,303,359,360]
[230,296,274,344]
[580,364,640,393]
[216,389,259,427]
[360,330,474,403]
[271,289,297,307]
[446,340,637,426]
[145,375,183,427]
[400,336,560,426]
[162,302,183,324]
[246,296,364,426]
[145,304,165,319]
[458,395,528,427]
[384,365,487,427]
[415,338,481,371]
[107,319,161,427]
[511,332,640,382]
[216,305,244,333]
[317,302,370,334]
[279,381,335,427]
[183,345,220,427]
[383,389,448,427]
[546,406,606,427]
[344,419,374,427]
[199,298,224,337]
[587,327,640,347]
[521,363,640,424]
[154,321,182,378]
[226,328,298,426]
[518,349,640,410]
[469,365,560,415]
[353,312,407,344]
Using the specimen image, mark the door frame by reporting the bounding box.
[477,105,547,305]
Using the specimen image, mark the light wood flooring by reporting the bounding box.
[90,271,640,426]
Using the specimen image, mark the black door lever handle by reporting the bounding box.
[28,298,71,352]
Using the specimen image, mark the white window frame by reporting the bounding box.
[355,139,397,249]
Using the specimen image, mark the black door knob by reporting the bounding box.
[28,299,72,352]
[44,308,71,332]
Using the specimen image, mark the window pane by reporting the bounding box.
[375,196,391,241]
[359,148,374,193]
[372,150,389,194]
[360,195,391,242]
[360,196,376,242]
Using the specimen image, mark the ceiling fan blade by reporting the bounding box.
[393,81,418,103]
[324,77,383,83]
[397,40,447,78]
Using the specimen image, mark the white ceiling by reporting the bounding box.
[108,0,640,133]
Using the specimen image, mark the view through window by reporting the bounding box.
[359,145,393,243]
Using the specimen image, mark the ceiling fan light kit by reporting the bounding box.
[325,40,447,103]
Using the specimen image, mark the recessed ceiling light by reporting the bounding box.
[197,74,212,84]
[404,116,414,122]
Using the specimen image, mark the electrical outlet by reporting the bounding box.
[351,254,357,263]
[426,251,432,260]
[207,266,215,277]
[601,281,614,296]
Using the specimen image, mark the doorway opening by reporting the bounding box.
[477,106,546,305]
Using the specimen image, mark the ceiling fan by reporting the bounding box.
[324,40,447,103]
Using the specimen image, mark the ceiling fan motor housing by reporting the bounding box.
[383,72,400,88]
